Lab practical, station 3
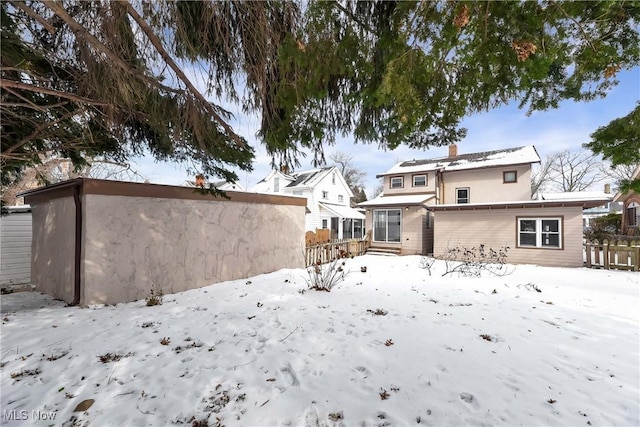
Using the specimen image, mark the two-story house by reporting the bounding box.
[359,145,610,267]
[251,167,365,239]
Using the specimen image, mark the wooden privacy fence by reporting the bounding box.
[305,229,331,246]
[584,240,639,271]
[305,238,370,267]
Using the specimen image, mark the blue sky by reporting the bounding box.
[131,68,639,198]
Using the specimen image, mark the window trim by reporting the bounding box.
[456,187,470,204]
[322,190,328,200]
[503,170,518,184]
[390,176,404,189]
[516,216,564,250]
[373,208,402,243]
[627,202,639,227]
[338,194,344,203]
[412,174,427,187]
[321,219,328,229]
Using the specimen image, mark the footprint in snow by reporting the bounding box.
[459,392,481,410]
[280,362,300,386]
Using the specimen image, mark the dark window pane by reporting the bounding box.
[519,233,536,246]
[520,220,536,232]
[388,210,401,242]
[457,188,469,203]
[542,233,560,247]
[374,211,387,241]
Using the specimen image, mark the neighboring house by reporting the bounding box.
[0,205,32,288]
[251,167,365,239]
[359,145,610,267]
[185,178,245,192]
[541,189,621,229]
[614,165,640,235]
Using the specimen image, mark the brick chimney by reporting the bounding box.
[448,144,458,158]
[604,183,611,194]
[195,174,206,188]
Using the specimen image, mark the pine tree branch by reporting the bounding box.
[0,79,108,107]
[121,1,246,149]
[9,0,56,35]
[1,109,78,157]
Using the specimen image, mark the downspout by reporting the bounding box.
[436,169,444,204]
[71,179,82,305]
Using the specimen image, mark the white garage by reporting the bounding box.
[1,205,32,287]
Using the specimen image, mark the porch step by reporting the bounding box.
[365,247,401,256]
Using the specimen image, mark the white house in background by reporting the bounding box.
[250,167,365,239]
[540,189,620,229]
[184,178,245,192]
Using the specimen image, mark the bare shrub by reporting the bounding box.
[145,285,164,306]
[419,256,436,275]
[305,257,349,292]
[441,244,511,277]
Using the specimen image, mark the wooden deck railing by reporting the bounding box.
[584,240,639,271]
[305,233,371,267]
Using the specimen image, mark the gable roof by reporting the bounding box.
[285,167,334,188]
[250,169,294,193]
[613,165,640,202]
[378,146,540,177]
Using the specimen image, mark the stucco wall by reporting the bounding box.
[442,165,532,204]
[30,197,76,301]
[81,194,305,304]
[433,206,583,267]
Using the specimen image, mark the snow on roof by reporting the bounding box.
[379,146,540,176]
[286,167,334,188]
[358,193,435,207]
[429,197,611,211]
[318,202,365,220]
[540,192,612,201]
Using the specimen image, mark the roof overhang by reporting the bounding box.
[358,194,435,207]
[319,202,365,219]
[428,199,611,212]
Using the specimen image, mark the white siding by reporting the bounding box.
[1,210,32,285]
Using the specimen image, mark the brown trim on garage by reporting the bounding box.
[21,178,307,207]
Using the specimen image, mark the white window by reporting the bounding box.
[456,188,469,204]
[518,217,562,249]
[503,171,517,183]
[322,191,328,199]
[322,219,328,229]
[413,175,427,187]
[390,177,403,189]
[274,177,280,192]
[373,209,401,243]
[338,195,344,202]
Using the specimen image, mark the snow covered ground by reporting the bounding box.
[1,255,638,427]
